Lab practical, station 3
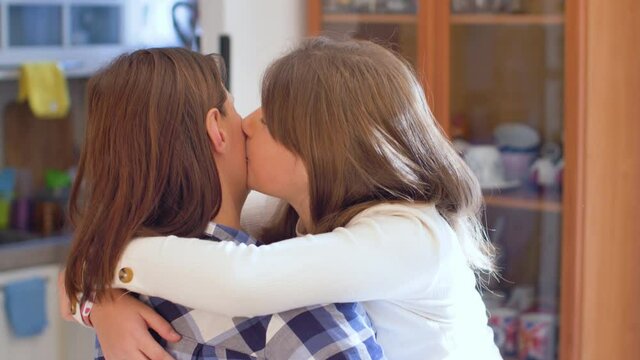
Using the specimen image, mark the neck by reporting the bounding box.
[212,181,248,230]
[288,192,312,234]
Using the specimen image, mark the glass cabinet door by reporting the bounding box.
[318,0,419,66]
[449,1,565,359]
[310,1,566,358]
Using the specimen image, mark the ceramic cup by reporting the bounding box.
[506,285,536,312]
[519,313,556,360]
[501,149,537,182]
[489,307,519,358]
[464,145,507,188]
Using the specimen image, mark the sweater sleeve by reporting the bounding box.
[112,207,444,317]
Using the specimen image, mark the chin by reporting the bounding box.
[247,176,257,192]
[247,181,270,198]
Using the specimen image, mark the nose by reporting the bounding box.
[242,108,261,137]
[241,115,253,137]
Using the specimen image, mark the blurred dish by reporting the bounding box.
[500,150,537,183]
[480,179,521,191]
[464,145,506,188]
[463,145,521,190]
[494,123,540,150]
[474,0,503,12]
[451,0,475,12]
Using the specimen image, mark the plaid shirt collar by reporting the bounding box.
[204,222,255,245]
[96,222,385,360]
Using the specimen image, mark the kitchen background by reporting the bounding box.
[0,1,637,360]
[0,0,306,359]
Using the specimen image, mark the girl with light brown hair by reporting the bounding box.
[67,38,501,359]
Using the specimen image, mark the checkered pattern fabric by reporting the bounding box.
[95,223,385,359]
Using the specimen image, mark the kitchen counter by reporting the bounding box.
[0,234,71,272]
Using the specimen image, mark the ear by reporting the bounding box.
[205,108,228,154]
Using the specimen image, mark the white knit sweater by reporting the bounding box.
[114,198,500,359]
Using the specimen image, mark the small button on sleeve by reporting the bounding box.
[118,267,134,283]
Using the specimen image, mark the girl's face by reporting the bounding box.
[219,95,247,194]
[242,108,308,204]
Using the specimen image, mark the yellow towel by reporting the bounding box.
[18,62,70,119]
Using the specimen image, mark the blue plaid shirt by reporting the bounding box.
[95,223,385,359]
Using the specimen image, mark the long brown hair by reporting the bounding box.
[261,38,494,272]
[65,48,227,302]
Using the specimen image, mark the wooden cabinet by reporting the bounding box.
[309,0,640,359]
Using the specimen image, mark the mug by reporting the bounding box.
[501,149,537,182]
[519,313,556,360]
[506,285,535,312]
[489,307,519,358]
[464,145,507,187]
[530,158,562,188]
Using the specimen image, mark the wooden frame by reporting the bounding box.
[576,0,640,358]
[307,0,322,35]
[560,1,585,358]
[419,0,450,133]
[450,14,564,25]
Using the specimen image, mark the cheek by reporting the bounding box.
[246,143,273,191]
[247,143,299,196]
[235,126,246,157]
[246,161,262,191]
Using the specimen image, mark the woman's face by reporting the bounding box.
[220,95,247,193]
[242,108,308,203]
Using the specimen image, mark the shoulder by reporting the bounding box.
[349,202,452,236]
[351,201,439,220]
[342,202,460,256]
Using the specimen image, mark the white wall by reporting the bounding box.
[199,0,306,116]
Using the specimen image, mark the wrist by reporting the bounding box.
[80,299,94,327]
[70,293,94,329]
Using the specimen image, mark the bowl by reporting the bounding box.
[494,123,541,150]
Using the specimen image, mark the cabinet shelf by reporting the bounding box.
[451,14,564,25]
[323,13,416,24]
[484,194,562,213]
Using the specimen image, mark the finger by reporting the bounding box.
[136,350,152,360]
[101,350,147,360]
[113,349,150,360]
[139,334,175,360]
[140,308,181,343]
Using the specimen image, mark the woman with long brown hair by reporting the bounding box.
[68,38,501,359]
[62,47,384,359]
